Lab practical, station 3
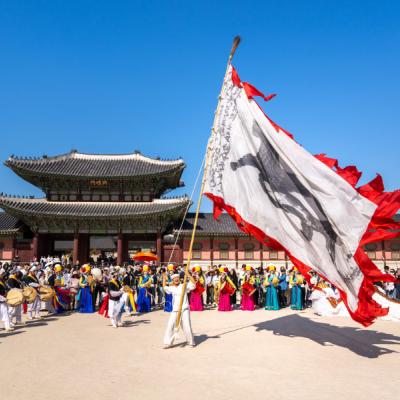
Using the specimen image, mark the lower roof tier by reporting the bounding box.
[0,196,190,233]
[0,196,189,218]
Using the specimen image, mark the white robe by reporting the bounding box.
[0,297,11,329]
[163,282,195,346]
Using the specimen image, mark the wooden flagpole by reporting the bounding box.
[174,36,241,333]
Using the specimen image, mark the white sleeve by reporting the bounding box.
[187,281,196,292]
[163,286,173,295]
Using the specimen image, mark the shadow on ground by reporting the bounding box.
[122,319,150,328]
[198,314,400,358]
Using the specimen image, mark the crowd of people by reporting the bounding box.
[1,255,399,333]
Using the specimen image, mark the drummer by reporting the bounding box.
[108,271,125,328]
[0,268,13,332]
[26,266,42,320]
[7,270,25,326]
[121,267,136,316]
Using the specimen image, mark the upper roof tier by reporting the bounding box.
[5,150,186,197]
[6,150,185,178]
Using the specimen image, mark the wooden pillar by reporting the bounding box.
[73,233,79,265]
[235,237,239,268]
[32,232,39,261]
[117,234,123,266]
[123,237,129,264]
[156,231,162,264]
[178,240,184,265]
[11,237,16,261]
[210,236,214,266]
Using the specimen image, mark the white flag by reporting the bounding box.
[204,65,399,326]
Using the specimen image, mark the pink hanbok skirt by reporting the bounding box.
[190,291,204,311]
[241,293,255,311]
[218,292,232,311]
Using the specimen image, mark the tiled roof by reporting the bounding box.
[0,212,21,234]
[0,196,190,218]
[177,212,246,236]
[5,151,185,178]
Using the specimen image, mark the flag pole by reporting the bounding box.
[174,36,241,334]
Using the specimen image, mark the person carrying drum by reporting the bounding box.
[0,268,13,332]
[7,269,25,326]
[25,266,42,320]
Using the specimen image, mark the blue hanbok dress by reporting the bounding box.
[290,276,304,310]
[164,275,173,312]
[137,275,152,313]
[265,274,280,310]
[77,276,94,313]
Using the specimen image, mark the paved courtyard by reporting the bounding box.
[1,308,399,400]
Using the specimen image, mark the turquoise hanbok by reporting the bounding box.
[290,275,304,310]
[264,274,280,310]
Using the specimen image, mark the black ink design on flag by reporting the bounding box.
[230,122,343,264]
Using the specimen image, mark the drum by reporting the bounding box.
[6,288,24,307]
[223,282,235,296]
[195,282,205,295]
[23,287,37,304]
[91,268,102,282]
[39,286,55,301]
[87,275,96,286]
[242,282,254,296]
[296,276,304,285]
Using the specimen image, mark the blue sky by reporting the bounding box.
[0,1,399,211]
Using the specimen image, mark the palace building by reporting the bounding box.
[0,150,399,269]
[0,150,189,264]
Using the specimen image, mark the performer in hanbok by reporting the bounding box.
[121,268,136,315]
[0,268,13,331]
[137,265,152,313]
[217,267,236,312]
[7,270,24,326]
[241,266,256,311]
[310,281,349,317]
[164,264,175,312]
[264,265,280,310]
[290,268,304,310]
[77,265,94,313]
[162,272,196,348]
[68,270,80,310]
[26,266,42,320]
[278,267,289,307]
[52,264,71,313]
[107,272,125,328]
[189,266,204,311]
